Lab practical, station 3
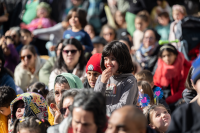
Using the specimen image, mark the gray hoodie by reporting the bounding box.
[94,73,138,114]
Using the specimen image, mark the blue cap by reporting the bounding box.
[191,57,200,84]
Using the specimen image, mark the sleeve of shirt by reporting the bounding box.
[83,32,93,52]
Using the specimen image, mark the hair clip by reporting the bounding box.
[41,119,44,122]
[153,87,163,104]
[38,90,40,92]
[138,92,150,108]
[36,119,42,125]
[20,119,25,123]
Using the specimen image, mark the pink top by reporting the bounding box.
[27,18,56,31]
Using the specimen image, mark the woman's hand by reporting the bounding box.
[101,67,112,83]
[54,106,64,125]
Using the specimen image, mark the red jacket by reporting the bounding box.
[154,52,191,104]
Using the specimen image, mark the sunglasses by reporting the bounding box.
[21,54,32,60]
[60,105,72,115]
[62,50,78,54]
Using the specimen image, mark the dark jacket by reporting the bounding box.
[182,88,197,104]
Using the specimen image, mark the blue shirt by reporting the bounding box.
[0,73,17,93]
[155,24,170,40]
[63,29,93,52]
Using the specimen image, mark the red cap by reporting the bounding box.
[86,53,102,74]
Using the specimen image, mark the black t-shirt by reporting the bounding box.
[167,100,200,133]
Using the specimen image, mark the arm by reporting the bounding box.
[107,77,138,113]
[33,23,62,36]
[94,75,107,93]
[83,33,93,52]
[39,58,55,86]
[14,65,30,92]
[48,70,58,90]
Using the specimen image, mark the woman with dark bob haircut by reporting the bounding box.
[47,89,107,133]
[48,38,86,90]
[95,41,138,114]
[154,44,191,109]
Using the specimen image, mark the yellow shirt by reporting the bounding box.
[0,113,8,133]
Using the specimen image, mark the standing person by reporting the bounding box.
[48,38,86,90]
[63,8,93,53]
[94,41,138,114]
[14,45,46,92]
[154,44,191,108]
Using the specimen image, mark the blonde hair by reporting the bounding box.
[172,5,187,16]
[138,81,154,105]
[135,70,153,83]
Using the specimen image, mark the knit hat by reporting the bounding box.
[92,36,107,46]
[191,57,200,84]
[86,53,102,74]
[54,73,83,89]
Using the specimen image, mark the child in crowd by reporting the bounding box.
[84,24,96,40]
[100,24,116,43]
[135,70,170,111]
[137,81,154,108]
[20,29,33,45]
[169,5,187,49]
[46,90,56,125]
[91,36,106,55]
[9,92,48,131]
[84,53,102,89]
[143,104,171,133]
[156,12,171,40]
[13,116,50,133]
[0,86,16,133]
[154,44,191,109]
[167,57,200,132]
[114,10,127,30]
[21,2,56,32]
[94,41,138,115]
[133,10,150,52]
[63,8,93,52]
[27,82,49,99]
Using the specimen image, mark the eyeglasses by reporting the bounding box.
[144,37,155,41]
[21,54,32,60]
[60,105,72,115]
[62,50,78,55]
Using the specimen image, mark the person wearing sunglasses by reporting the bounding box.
[14,45,46,92]
[48,38,86,90]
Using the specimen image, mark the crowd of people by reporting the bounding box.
[0,0,200,133]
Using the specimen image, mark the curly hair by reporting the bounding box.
[0,86,16,107]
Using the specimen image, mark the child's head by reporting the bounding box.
[119,36,133,54]
[20,29,33,45]
[27,82,49,99]
[10,92,48,123]
[101,41,135,75]
[91,36,106,55]
[71,0,83,6]
[114,10,126,28]
[46,90,56,116]
[185,66,196,90]
[172,5,187,21]
[84,24,95,39]
[0,86,16,116]
[36,2,51,18]
[138,81,154,105]
[143,104,171,133]
[67,8,87,28]
[100,24,116,43]
[135,10,150,31]
[159,44,178,65]
[86,53,102,88]
[157,12,170,26]
[13,116,50,133]
[135,70,154,88]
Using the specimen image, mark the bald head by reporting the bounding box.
[106,106,147,133]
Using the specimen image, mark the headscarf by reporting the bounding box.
[10,92,48,123]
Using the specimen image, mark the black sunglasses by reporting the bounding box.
[62,50,77,54]
[60,105,72,115]
[21,54,32,60]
